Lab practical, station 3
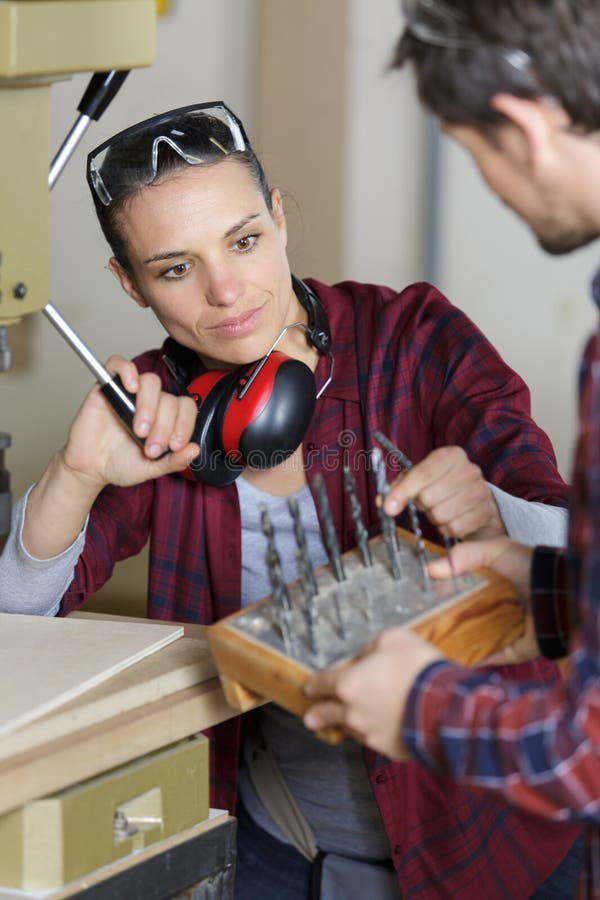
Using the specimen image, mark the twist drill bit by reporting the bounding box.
[370,448,402,580]
[373,431,459,591]
[260,506,295,655]
[288,496,318,597]
[343,465,372,567]
[407,498,430,590]
[312,474,346,582]
[311,475,346,639]
[288,497,319,657]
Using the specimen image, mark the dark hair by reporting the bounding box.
[92,114,272,270]
[393,0,600,132]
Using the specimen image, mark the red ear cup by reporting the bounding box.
[220,352,316,468]
[183,369,245,486]
[183,351,316,486]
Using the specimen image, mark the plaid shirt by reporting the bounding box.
[404,273,600,897]
[60,278,579,897]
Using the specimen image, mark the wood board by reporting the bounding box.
[0,614,183,737]
[208,527,523,733]
[0,619,216,761]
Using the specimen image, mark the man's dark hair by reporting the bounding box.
[393,0,600,132]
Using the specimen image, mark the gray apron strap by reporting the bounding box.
[244,729,318,862]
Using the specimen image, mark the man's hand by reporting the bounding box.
[429,536,539,664]
[383,446,504,540]
[303,627,443,759]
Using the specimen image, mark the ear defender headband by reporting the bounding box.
[176,277,333,487]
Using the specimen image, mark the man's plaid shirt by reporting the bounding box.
[404,272,600,896]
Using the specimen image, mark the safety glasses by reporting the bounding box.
[401,0,482,48]
[87,101,248,207]
[401,0,537,83]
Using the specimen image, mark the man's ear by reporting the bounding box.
[490,94,571,167]
[108,257,149,308]
[271,187,288,248]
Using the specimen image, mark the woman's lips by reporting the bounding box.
[208,306,263,337]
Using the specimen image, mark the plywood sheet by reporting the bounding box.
[0,621,216,761]
[0,614,183,737]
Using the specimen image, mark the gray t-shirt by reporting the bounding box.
[234,475,392,860]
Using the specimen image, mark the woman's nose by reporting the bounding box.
[205,267,243,307]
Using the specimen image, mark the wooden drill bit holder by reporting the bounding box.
[207,527,523,734]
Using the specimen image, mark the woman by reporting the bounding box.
[0,102,581,898]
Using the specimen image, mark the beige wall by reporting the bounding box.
[256,0,348,283]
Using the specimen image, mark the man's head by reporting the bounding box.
[394,0,600,254]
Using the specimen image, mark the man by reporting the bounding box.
[304,0,600,891]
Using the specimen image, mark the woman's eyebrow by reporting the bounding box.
[142,214,262,264]
[223,213,260,240]
[143,249,189,265]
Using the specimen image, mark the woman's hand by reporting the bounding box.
[60,355,200,492]
[383,446,504,540]
[22,356,200,560]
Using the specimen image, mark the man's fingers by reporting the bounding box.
[303,700,348,731]
[428,540,491,579]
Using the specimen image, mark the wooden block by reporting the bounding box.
[208,528,523,731]
[0,615,183,737]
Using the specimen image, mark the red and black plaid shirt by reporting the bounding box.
[61,279,579,897]
[404,276,600,897]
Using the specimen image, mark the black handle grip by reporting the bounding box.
[100,375,140,443]
[77,70,130,121]
[100,376,170,460]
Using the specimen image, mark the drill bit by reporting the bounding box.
[407,498,430,590]
[311,474,347,640]
[343,465,372,567]
[288,496,320,658]
[260,506,295,655]
[370,448,402,580]
[288,496,319,597]
[373,431,460,592]
[312,473,346,582]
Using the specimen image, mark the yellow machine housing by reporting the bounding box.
[0,0,156,325]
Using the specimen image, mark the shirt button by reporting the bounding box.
[227,548,235,561]
[375,772,388,784]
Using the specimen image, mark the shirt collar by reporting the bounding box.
[307,279,360,405]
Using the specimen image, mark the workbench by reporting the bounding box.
[0,614,245,899]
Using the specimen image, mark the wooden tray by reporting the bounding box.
[207,527,522,727]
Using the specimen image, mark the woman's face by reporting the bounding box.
[110,158,306,369]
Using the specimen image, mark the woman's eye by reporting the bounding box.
[163,262,190,279]
[234,234,258,253]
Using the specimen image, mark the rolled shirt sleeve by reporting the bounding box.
[0,487,87,616]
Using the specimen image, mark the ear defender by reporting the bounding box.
[184,351,317,487]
